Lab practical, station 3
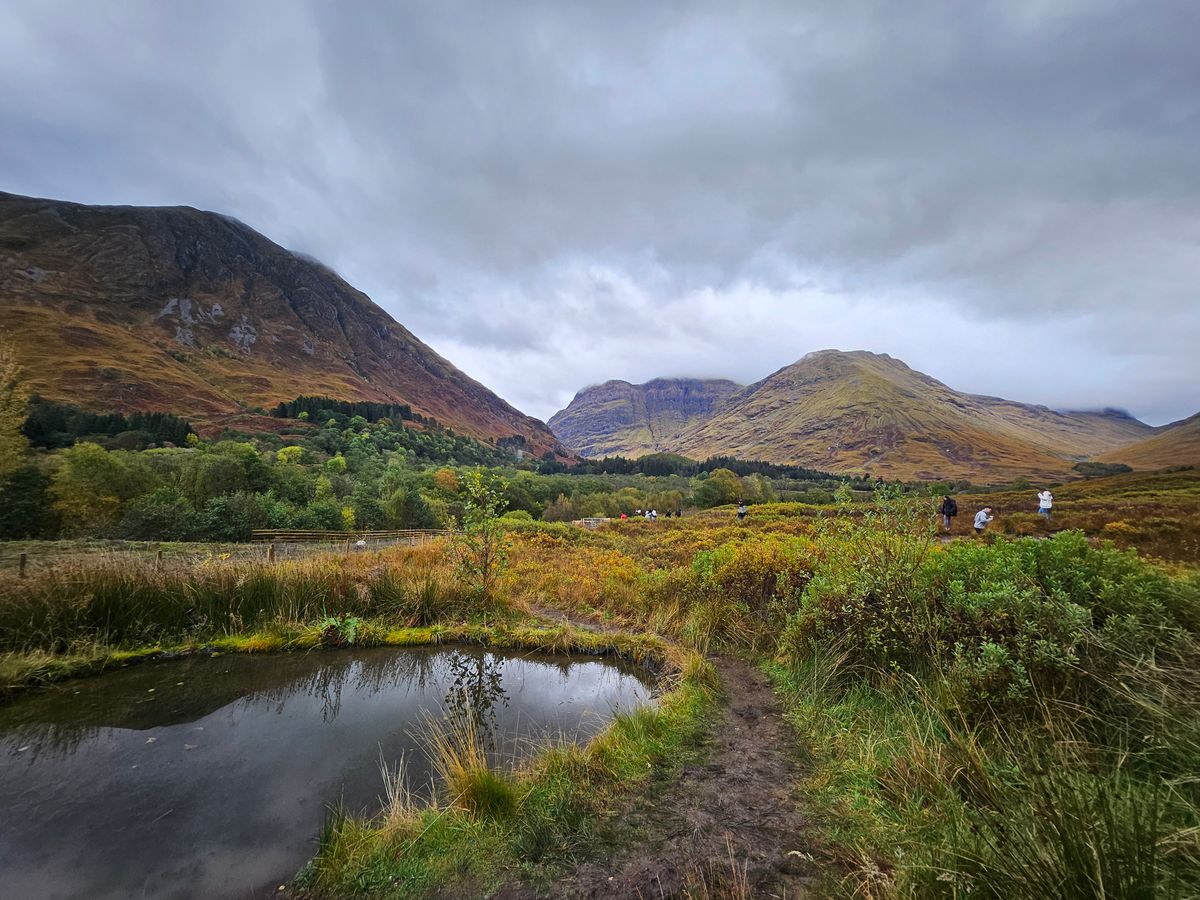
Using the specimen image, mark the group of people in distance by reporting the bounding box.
[623,508,683,521]
[938,488,1054,536]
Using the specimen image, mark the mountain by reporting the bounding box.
[1097,412,1200,470]
[550,350,1154,480]
[547,377,743,458]
[0,192,563,454]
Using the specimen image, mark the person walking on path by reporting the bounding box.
[736,500,747,522]
[973,506,994,535]
[1037,489,1054,519]
[937,495,958,531]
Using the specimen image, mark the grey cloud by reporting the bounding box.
[1,0,1197,423]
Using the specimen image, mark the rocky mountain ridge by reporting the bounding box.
[548,377,743,458]
[552,350,1165,479]
[0,191,564,455]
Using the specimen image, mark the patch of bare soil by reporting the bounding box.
[492,654,816,899]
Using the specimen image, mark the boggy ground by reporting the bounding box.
[497,609,815,899]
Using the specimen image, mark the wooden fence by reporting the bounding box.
[250,529,447,544]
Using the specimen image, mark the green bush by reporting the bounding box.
[120,486,200,540]
[781,532,1197,708]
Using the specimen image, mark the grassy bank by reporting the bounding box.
[0,535,719,897]
[300,644,717,897]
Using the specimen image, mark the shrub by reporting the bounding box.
[119,486,200,541]
[781,532,1197,708]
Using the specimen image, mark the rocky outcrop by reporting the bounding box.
[549,377,743,457]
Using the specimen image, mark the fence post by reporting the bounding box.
[156,549,164,565]
[18,552,27,578]
[268,543,276,564]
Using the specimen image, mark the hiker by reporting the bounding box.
[736,500,747,521]
[650,508,658,521]
[619,513,628,520]
[973,506,994,535]
[937,495,958,531]
[644,509,652,521]
[1037,489,1053,519]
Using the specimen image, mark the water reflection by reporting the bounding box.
[0,645,653,900]
[444,649,509,746]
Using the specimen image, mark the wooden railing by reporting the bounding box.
[250,529,447,544]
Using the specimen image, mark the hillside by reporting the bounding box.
[0,192,563,454]
[1097,412,1200,470]
[551,350,1154,480]
[547,378,743,458]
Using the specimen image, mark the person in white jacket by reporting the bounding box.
[1037,489,1053,519]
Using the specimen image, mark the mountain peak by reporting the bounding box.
[548,376,744,458]
[0,191,563,454]
[550,353,1156,479]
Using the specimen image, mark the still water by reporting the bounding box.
[0,645,653,899]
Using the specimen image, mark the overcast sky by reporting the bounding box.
[2,1,1198,425]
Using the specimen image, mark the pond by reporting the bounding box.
[0,645,654,900]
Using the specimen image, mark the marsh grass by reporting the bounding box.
[0,543,480,658]
[774,638,1200,899]
[420,710,519,820]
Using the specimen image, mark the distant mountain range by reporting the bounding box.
[547,377,743,458]
[0,192,564,455]
[551,350,1196,480]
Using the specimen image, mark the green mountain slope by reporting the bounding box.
[1098,412,1200,470]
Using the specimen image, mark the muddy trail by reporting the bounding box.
[497,607,818,898]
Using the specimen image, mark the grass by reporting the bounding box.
[764,574,1200,897]
[0,540,487,659]
[2,469,1197,897]
[302,642,718,897]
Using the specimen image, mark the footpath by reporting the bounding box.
[494,610,817,899]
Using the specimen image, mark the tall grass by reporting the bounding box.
[0,543,480,654]
[775,628,1200,897]
[420,710,519,820]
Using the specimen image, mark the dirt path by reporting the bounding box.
[495,612,817,899]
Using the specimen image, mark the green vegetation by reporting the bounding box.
[0,331,31,483]
[22,396,194,449]
[0,393,858,543]
[1,407,1198,897]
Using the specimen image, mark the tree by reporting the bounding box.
[384,484,439,528]
[199,492,270,541]
[51,443,157,535]
[0,332,29,482]
[276,445,304,465]
[120,487,200,540]
[0,465,58,539]
[449,469,510,600]
[693,468,743,508]
[543,493,579,522]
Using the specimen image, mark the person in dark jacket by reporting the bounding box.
[937,495,958,531]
